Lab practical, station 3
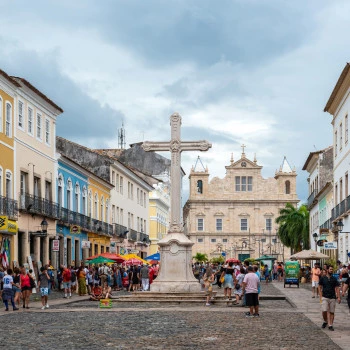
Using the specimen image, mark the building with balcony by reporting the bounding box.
[56,155,114,268]
[324,62,350,264]
[303,147,334,253]
[56,137,154,258]
[0,70,18,268]
[13,75,63,267]
[183,149,299,261]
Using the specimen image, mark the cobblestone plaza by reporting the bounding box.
[1,283,348,350]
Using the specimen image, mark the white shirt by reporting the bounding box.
[3,275,13,289]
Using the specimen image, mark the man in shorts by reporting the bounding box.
[318,265,341,331]
[242,265,260,317]
[38,266,50,310]
[311,263,321,298]
[62,266,72,298]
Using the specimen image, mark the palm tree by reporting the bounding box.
[193,252,208,263]
[275,203,309,252]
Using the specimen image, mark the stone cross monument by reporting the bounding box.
[142,113,212,292]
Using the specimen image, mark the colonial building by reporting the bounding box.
[183,148,299,261]
[98,143,176,256]
[324,62,350,264]
[0,70,18,268]
[303,146,335,259]
[56,137,154,258]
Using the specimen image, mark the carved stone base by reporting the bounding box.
[150,232,200,293]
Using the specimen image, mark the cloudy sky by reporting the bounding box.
[0,0,348,202]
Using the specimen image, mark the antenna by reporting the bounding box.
[118,122,126,149]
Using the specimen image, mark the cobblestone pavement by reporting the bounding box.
[0,281,347,350]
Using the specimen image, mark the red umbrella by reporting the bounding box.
[124,258,144,266]
[86,252,125,263]
[226,258,240,264]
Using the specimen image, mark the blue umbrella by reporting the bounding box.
[145,252,160,261]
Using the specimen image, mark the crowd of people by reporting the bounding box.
[0,262,160,310]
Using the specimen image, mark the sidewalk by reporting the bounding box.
[273,281,350,350]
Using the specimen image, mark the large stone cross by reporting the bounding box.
[142,113,212,233]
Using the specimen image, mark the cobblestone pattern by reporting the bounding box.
[1,310,340,350]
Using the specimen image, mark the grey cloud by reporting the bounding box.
[0,46,124,147]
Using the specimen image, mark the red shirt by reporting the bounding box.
[20,274,31,287]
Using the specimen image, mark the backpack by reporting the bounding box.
[71,270,76,282]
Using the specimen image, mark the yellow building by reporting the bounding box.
[87,176,114,256]
[148,183,170,255]
[0,70,19,268]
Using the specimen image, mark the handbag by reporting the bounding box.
[220,276,225,284]
[29,276,36,289]
[235,283,241,290]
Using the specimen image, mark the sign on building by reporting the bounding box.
[324,242,337,250]
[81,240,90,249]
[70,225,81,234]
[52,239,60,252]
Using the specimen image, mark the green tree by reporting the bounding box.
[275,203,309,252]
[193,252,208,263]
[210,256,225,264]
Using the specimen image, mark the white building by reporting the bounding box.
[324,62,350,264]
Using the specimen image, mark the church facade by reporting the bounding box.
[183,149,299,261]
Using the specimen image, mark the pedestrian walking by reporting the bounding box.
[62,266,72,298]
[20,266,32,309]
[221,261,235,300]
[318,265,341,331]
[311,263,321,298]
[77,266,87,296]
[342,271,350,313]
[203,269,214,306]
[38,266,50,310]
[264,264,270,283]
[2,269,19,311]
[12,268,21,307]
[140,264,150,291]
[242,265,260,317]
[233,267,246,305]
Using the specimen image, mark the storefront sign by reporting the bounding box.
[0,216,18,235]
[81,240,90,249]
[70,225,81,234]
[52,239,60,252]
[324,242,337,250]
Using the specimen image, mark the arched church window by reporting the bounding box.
[197,180,203,194]
[285,180,291,194]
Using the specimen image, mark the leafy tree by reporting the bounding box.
[193,252,208,263]
[210,256,224,264]
[275,203,309,252]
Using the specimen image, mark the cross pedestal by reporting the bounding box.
[142,113,212,293]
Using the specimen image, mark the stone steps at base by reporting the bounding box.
[111,295,285,302]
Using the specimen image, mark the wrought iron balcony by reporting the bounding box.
[128,229,138,241]
[0,195,18,220]
[139,232,150,244]
[114,223,128,237]
[58,207,113,236]
[331,194,350,221]
[320,219,332,230]
[307,190,317,208]
[19,193,59,219]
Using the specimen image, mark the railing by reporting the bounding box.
[128,229,138,241]
[139,232,149,243]
[320,219,332,230]
[59,207,112,236]
[331,194,350,221]
[0,195,18,220]
[19,193,60,219]
[114,223,128,237]
[307,191,317,208]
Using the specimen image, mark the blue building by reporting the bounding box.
[56,155,89,267]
